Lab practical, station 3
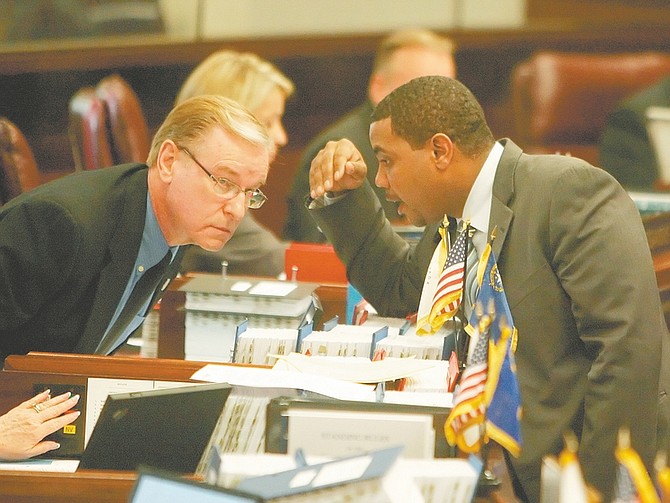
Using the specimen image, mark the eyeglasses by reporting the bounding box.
[179,146,268,209]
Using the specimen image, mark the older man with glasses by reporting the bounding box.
[0,95,272,363]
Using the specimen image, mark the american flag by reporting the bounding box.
[444,311,490,453]
[427,224,469,330]
[445,244,523,457]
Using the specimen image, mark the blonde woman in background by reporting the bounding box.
[177,50,295,277]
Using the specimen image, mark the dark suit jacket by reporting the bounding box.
[311,139,669,502]
[0,163,183,361]
[599,76,670,189]
[283,101,402,243]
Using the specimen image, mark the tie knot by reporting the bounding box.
[458,220,472,236]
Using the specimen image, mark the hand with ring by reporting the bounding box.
[0,389,80,460]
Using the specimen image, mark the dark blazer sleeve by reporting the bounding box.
[283,139,330,243]
[310,181,434,317]
[497,150,665,501]
[0,163,150,359]
[0,199,79,330]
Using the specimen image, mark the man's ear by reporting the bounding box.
[156,140,178,181]
[431,133,453,170]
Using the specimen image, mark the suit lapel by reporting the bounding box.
[490,197,513,259]
[145,246,186,313]
[96,246,186,355]
[75,173,148,354]
[489,139,522,259]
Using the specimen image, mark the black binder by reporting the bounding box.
[79,382,231,472]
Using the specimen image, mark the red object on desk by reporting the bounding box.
[447,351,460,392]
[284,242,347,284]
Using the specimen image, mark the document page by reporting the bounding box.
[0,459,80,472]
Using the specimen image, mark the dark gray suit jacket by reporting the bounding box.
[311,139,669,502]
[0,163,183,361]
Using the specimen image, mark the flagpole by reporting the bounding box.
[476,446,502,497]
[445,231,522,498]
[476,295,502,497]
[455,221,473,376]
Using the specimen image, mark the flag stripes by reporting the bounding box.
[428,225,468,326]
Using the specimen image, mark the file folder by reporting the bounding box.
[79,382,232,472]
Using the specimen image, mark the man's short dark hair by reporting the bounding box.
[371,75,494,158]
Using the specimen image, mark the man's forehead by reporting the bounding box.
[370,117,395,141]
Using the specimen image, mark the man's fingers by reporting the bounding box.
[309,139,367,197]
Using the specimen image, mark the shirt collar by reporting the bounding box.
[139,192,177,268]
[461,141,504,238]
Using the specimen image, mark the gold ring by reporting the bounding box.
[32,403,42,413]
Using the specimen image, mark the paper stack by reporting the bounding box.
[360,314,458,361]
[374,332,445,360]
[299,324,388,358]
[233,326,299,366]
[190,364,377,475]
[180,274,318,362]
[232,446,418,503]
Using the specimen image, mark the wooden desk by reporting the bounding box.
[0,470,136,503]
[0,353,518,502]
[3,352,208,380]
[0,356,214,503]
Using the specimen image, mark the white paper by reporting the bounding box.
[230,281,252,292]
[0,459,80,472]
[190,364,376,402]
[248,281,297,297]
[311,456,371,487]
[273,353,442,384]
[286,409,435,459]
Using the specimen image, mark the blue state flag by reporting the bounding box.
[468,243,522,457]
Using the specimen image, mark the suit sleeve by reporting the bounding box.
[0,200,79,330]
[310,181,433,317]
[548,165,663,489]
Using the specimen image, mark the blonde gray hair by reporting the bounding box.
[147,95,271,166]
